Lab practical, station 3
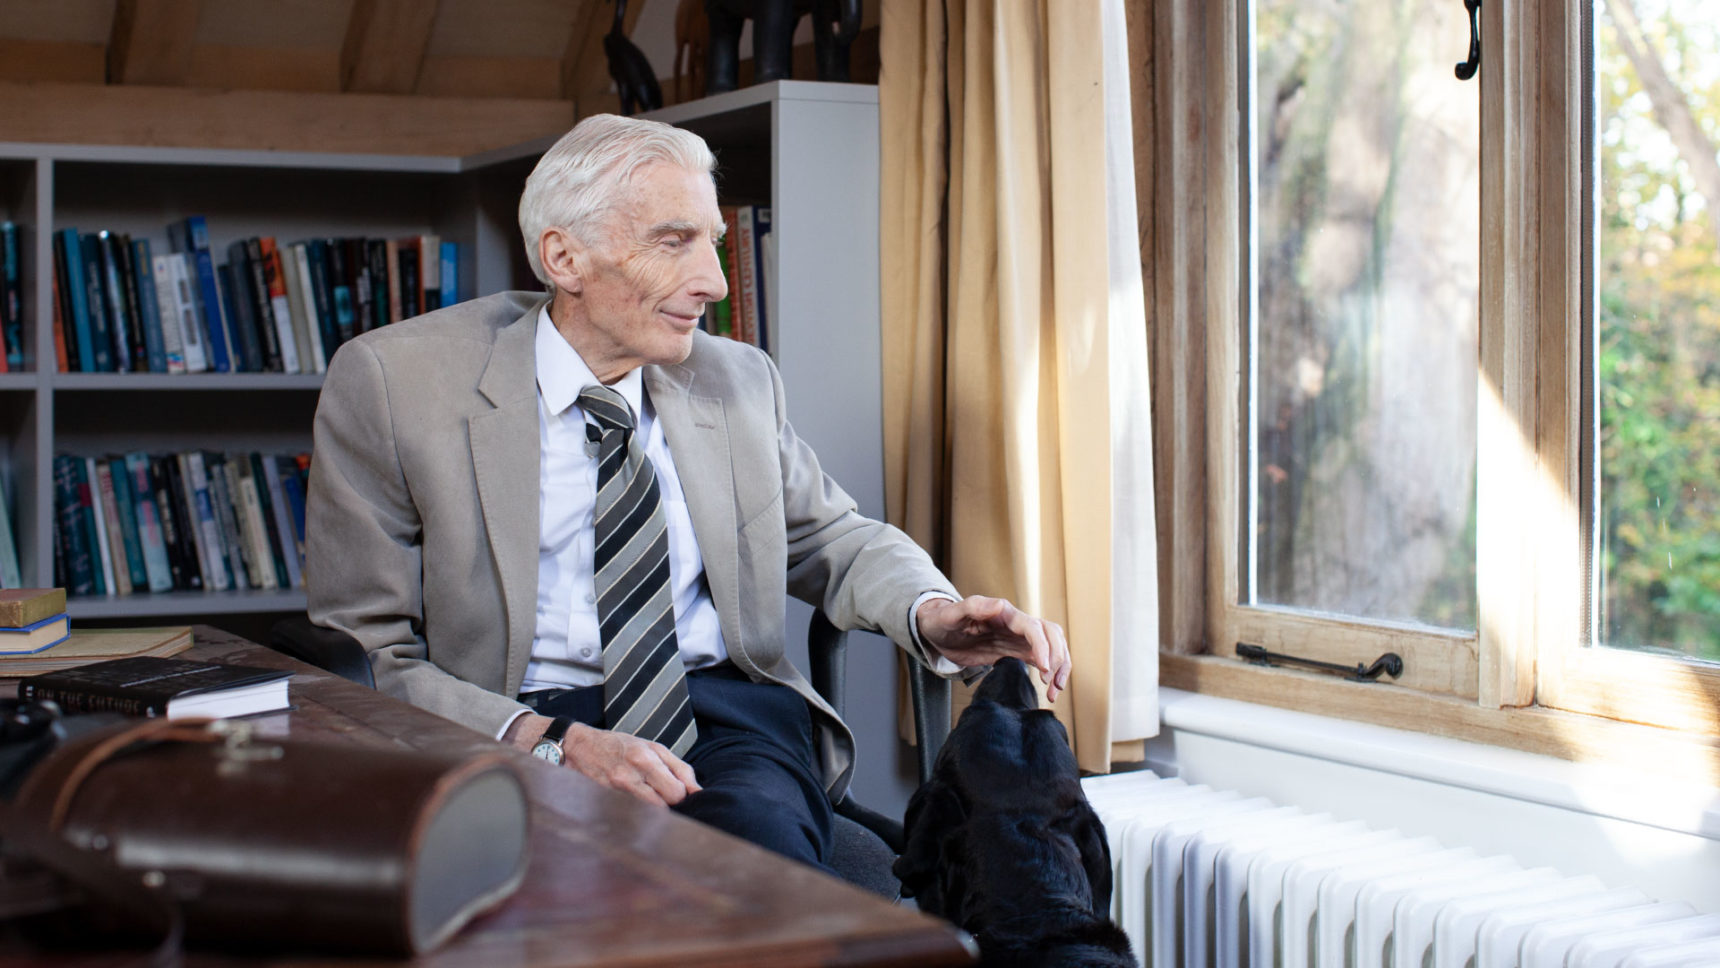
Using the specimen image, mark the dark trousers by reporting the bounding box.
[521,665,835,873]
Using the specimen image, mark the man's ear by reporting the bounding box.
[539,227,585,294]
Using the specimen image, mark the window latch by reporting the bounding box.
[1455,0,1482,80]
[1236,643,1404,682]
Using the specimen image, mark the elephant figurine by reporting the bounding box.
[704,0,862,95]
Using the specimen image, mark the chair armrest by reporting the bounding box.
[268,615,376,689]
[835,795,905,854]
[908,665,950,785]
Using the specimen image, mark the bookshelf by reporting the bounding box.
[0,138,546,621]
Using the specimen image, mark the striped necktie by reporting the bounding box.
[578,385,697,758]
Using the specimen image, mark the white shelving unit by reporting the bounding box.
[648,82,908,811]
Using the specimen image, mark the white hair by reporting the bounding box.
[518,114,717,286]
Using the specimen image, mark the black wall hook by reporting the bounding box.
[1455,0,1482,80]
[1236,643,1405,682]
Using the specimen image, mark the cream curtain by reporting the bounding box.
[879,0,1157,773]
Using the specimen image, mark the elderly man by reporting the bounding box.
[307,113,1070,872]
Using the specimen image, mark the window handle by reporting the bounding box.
[1456,0,1482,80]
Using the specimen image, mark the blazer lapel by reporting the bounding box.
[471,301,545,690]
[646,364,742,656]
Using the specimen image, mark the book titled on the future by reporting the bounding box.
[19,655,291,720]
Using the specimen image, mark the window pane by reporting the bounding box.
[1247,0,1479,629]
[1594,0,1720,661]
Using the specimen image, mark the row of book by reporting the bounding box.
[0,222,25,371]
[53,451,309,600]
[51,216,461,375]
[709,205,772,351]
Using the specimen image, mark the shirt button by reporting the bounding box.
[580,647,594,659]
[585,591,595,604]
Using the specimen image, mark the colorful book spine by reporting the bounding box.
[440,240,458,308]
[171,216,234,372]
[125,452,174,593]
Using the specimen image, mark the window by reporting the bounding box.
[1152,0,1720,756]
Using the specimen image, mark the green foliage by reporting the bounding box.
[1597,9,1720,661]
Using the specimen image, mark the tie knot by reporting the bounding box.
[578,385,635,433]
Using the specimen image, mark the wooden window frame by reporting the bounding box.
[1150,0,1720,777]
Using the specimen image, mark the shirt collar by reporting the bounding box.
[535,306,645,420]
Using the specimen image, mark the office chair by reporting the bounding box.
[269,609,951,899]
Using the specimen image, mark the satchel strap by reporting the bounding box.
[44,718,221,832]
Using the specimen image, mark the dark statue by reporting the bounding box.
[704,0,862,95]
[605,0,663,116]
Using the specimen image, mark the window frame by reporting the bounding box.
[1149,0,1720,770]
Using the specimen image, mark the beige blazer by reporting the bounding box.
[305,291,956,799]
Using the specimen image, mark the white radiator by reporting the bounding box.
[1081,772,1720,968]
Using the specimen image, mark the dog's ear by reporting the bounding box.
[1060,798,1115,918]
[893,779,966,911]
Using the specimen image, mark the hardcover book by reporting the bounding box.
[0,614,72,655]
[0,588,68,628]
[19,654,291,719]
[0,626,191,676]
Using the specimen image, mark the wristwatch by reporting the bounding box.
[529,716,573,766]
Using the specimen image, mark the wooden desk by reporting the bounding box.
[3,627,974,968]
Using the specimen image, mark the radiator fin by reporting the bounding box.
[1082,772,1712,968]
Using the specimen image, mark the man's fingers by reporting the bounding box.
[666,749,702,796]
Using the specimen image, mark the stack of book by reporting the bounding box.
[0,588,69,657]
[51,451,308,598]
[50,216,461,375]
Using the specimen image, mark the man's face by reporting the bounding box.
[565,162,729,382]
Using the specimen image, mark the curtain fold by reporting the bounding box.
[880,0,1157,773]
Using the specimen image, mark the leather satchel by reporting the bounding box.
[11,716,530,956]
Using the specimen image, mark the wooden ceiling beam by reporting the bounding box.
[0,80,573,157]
[108,0,202,86]
[341,0,438,94]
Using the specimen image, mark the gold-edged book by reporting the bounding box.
[0,588,69,628]
[0,626,193,676]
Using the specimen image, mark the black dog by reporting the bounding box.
[894,658,1136,968]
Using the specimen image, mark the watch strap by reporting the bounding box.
[540,715,573,747]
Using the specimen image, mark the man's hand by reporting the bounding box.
[916,595,1073,702]
[504,714,701,806]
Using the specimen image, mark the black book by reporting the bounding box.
[95,231,135,372]
[397,240,420,320]
[149,454,199,591]
[218,247,263,372]
[365,239,390,330]
[79,234,115,372]
[1,221,22,369]
[304,239,340,357]
[112,232,151,372]
[325,238,358,345]
[243,238,283,371]
[342,238,372,335]
[19,655,291,719]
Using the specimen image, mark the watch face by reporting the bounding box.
[530,739,563,765]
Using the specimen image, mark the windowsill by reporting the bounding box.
[1151,683,1720,842]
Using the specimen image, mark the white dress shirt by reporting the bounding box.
[523,308,729,693]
